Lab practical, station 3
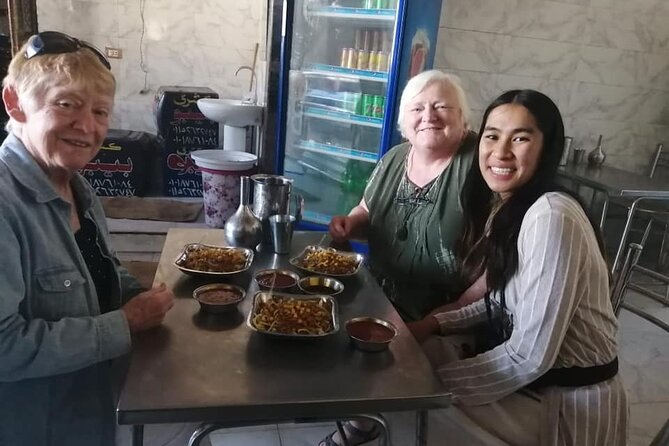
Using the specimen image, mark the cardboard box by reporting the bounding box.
[154,86,220,197]
[80,130,158,197]
[154,86,219,148]
[161,145,206,198]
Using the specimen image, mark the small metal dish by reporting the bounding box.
[346,317,397,352]
[254,269,300,290]
[174,243,253,278]
[289,246,364,277]
[246,291,339,338]
[298,275,344,296]
[193,283,246,314]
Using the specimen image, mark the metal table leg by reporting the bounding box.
[416,410,428,446]
[132,425,144,446]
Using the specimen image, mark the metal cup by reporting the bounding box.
[572,147,585,165]
[269,215,296,254]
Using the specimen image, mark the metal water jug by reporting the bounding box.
[250,174,303,244]
[224,176,262,249]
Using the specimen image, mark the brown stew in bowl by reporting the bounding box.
[347,320,395,343]
[198,288,242,305]
[256,272,296,288]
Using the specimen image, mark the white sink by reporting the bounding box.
[197,98,263,127]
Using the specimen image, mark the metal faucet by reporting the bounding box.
[235,65,257,104]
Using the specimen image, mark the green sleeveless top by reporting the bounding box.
[364,131,477,321]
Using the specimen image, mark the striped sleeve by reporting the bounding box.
[434,298,488,333]
[435,197,589,406]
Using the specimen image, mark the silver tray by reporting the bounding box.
[289,246,364,277]
[246,291,339,338]
[174,243,254,277]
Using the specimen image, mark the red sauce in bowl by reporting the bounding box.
[347,320,395,343]
[198,289,241,305]
[256,272,296,288]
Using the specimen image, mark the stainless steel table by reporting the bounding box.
[557,164,669,271]
[116,229,450,446]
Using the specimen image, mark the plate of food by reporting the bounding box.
[246,291,339,338]
[289,246,364,277]
[174,243,254,277]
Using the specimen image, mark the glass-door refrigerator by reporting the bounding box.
[272,0,443,228]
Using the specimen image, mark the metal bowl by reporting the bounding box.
[246,291,339,338]
[254,269,300,291]
[174,243,254,278]
[193,283,246,314]
[289,246,364,277]
[298,275,344,296]
[346,317,398,352]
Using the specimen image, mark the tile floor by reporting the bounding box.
[112,228,669,446]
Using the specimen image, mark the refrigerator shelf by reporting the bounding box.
[308,6,396,21]
[303,105,383,128]
[296,160,344,184]
[302,210,332,226]
[297,140,378,163]
[304,63,388,83]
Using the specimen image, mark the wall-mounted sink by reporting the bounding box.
[197,98,263,127]
[197,98,264,151]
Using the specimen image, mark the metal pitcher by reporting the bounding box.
[250,174,304,244]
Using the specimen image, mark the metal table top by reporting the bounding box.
[558,163,669,272]
[557,164,669,198]
[116,229,449,427]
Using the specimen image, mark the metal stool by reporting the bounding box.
[187,413,391,446]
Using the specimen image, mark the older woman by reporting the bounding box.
[329,69,477,322]
[0,31,174,446]
[409,90,627,445]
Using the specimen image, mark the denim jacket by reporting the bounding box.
[0,134,142,446]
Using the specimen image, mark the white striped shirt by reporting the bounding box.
[435,192,628,445]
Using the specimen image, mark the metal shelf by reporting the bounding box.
[297,140,378,163]
[303,105,383,128]
[308,6,396,21]
[303,63,388,83]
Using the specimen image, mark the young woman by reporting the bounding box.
[408,90,628,445]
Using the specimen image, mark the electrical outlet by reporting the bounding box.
[105,47,122,59]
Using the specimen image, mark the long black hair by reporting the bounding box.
[457,90,606,294]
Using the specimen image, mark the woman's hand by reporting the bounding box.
[329,215,356,242]
[407,316,440,344]
[121,283,175,333]
[329,202,369,242]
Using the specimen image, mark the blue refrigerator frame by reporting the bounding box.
[272,0,443,231]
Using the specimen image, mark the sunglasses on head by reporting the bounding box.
[25,31,112,70]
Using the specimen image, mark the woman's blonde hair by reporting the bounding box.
[3,40,116,132]
[397,70,471,137]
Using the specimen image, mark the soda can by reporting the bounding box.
[346,48,358,69]
[343,92,359,113]
[340,48,349,67]
[376,51,389,72]
[361,94,374,116]
[368,51,378,71]
[356,50,370,71]
[372,95,385,118]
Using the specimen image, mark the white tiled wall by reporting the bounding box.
[36,1,668,172]
[36,0,266,134]
[435,0,669,172]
